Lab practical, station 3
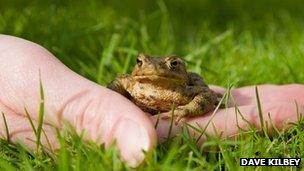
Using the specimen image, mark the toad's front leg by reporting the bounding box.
[107,75,131,98]
[163,89,222,123]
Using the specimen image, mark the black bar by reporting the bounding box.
[240,158,301,166]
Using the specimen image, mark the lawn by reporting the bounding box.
[0,0,304,170]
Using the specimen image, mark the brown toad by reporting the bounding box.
[107,53,222,122]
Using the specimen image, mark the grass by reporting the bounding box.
[1,0,304,170]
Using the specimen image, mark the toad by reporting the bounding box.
[107,53,223,122]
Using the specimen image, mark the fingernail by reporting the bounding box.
[113,118,152,167]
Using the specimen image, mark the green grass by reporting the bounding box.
[1,0,304,170]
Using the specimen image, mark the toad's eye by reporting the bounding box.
[136,58,143,66]
[170,60,179,68]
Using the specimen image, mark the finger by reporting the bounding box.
[0,34,156,167]
[187,101,303,143]
[152,101,303,143]
[231,84,304,106]
[209,85,226,94]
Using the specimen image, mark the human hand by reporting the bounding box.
[1,34,303,167]
[0,35,156,167]
[153,84,304,142]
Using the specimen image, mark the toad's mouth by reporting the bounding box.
[133,75,185,82]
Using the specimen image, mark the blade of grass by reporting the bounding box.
[255,86,268,138]
[19,147,35,171]
[193,84,232,143]
[42,129,54,154]
[281,55,299,82]
[97,34,120,84]
[0,158,17,171]
[167,104,175,140]
[36,72,45,154]
[154,112,160,129]
[24,107,37,135]
[120,46,137,74]
[186,151,193,170]
[1,112,10,143]
[294,100,303,122]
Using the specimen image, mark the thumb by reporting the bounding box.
[0,34,156,167]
